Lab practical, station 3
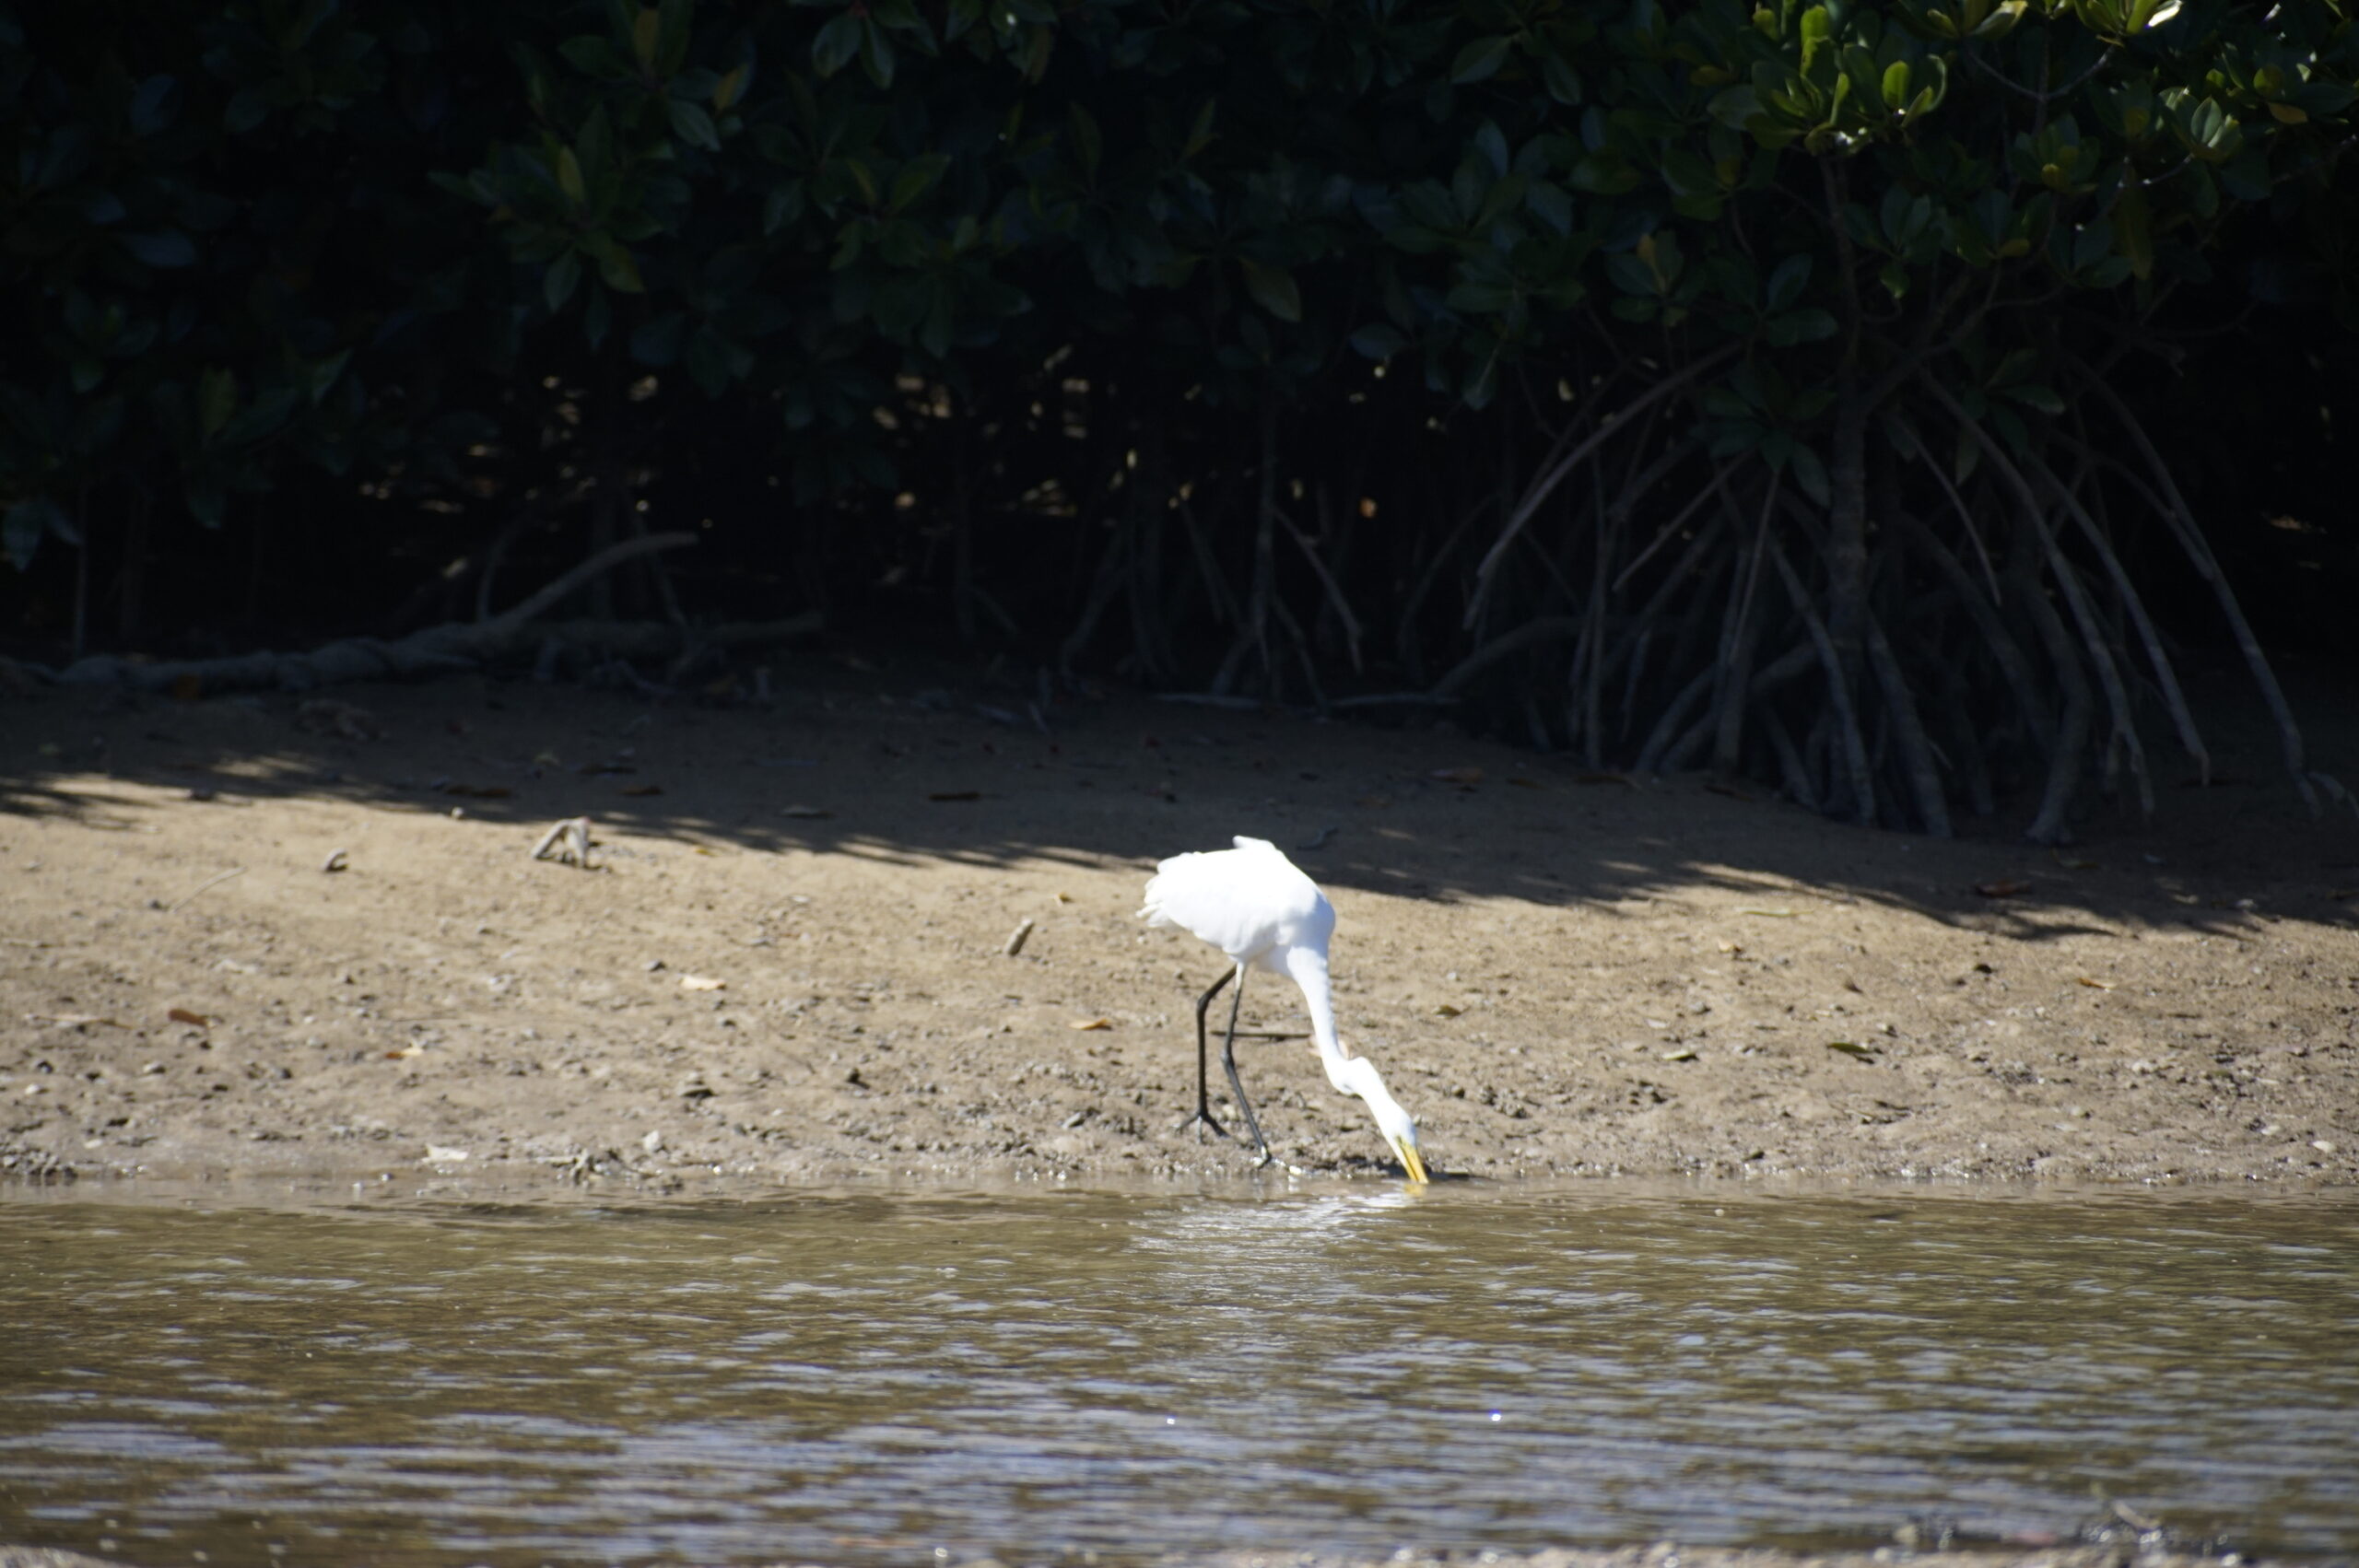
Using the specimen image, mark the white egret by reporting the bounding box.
[1138,837,1429,1182]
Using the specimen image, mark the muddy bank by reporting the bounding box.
[3,654,2355,1192]
[0,1545,2269,1568]
[1177,1548,2255,1568]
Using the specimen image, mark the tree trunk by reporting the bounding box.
[115,487,149,645]
[1824,378,1870,683]
[585,360,628,619]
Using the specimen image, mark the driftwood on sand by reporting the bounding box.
[15,535,823,696]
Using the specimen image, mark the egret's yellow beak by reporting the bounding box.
[1391,1136,1430,1185]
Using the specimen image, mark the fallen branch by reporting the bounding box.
[48,533,728,696]
[1432,616,1584,699]
[1153,692,1268,710]
[490,533,698,629]
[1328,692,1461,709]
[522,614,825,663]
[42,537,819,702]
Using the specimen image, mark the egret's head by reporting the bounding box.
[1336,1054,1430,1184]
[1378,1106,1429,1185]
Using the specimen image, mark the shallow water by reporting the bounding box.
[1,1186,2354,1568]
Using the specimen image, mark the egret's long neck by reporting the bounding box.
[1282,947,1352,1082]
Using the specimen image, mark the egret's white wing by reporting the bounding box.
[1138,840,1332,963]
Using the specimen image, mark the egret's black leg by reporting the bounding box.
[1173,965,1237,1140]
[1217,972,1273,1168]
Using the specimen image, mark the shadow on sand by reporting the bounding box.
[6,641,2356,943]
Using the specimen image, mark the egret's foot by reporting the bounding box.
[1173,1107,1231,1141]
[1249,1147,1274,1171]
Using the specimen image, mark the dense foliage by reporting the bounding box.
[3,0,2355,837]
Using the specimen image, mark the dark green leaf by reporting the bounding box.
[1604,252,1657,297]
[763,182,804,235]
[1461,354,1498,410]
[1473,121,1509,178]
[859,18,898,88]
[1473,173,1527,230]
[812,12,862,76]
[1790,443,1831,506]
[556,146,587,205]
[1185,99,1218,159]
[1450,36,1511,87]
[1526,180,1573,236]
[220,386,298,447]
[306,351,351,404]
[558,35,628,77]
[1239,259,1302,323]
[224,89,267,134]
[687,329,736,396]
[920,287,956,359]
[587,236,644,293]
[4,497,71,570]
[545,251,582,312]
[668,99,721,151]
[1765,308,1837,345]
[1661,147,1718,201]
[1068,103,1102,179]
[129,75,182,135]
[1445,280,1514,314]
[1541,51,1582,106]
[121,230,197,269]
[631,312,687,366]
[197,367,237,440]
[1401,181,1459,233]
[1567,153,1640,195]
[889,154,948,213]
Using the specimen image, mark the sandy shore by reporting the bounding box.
[3,651,2355,1194]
